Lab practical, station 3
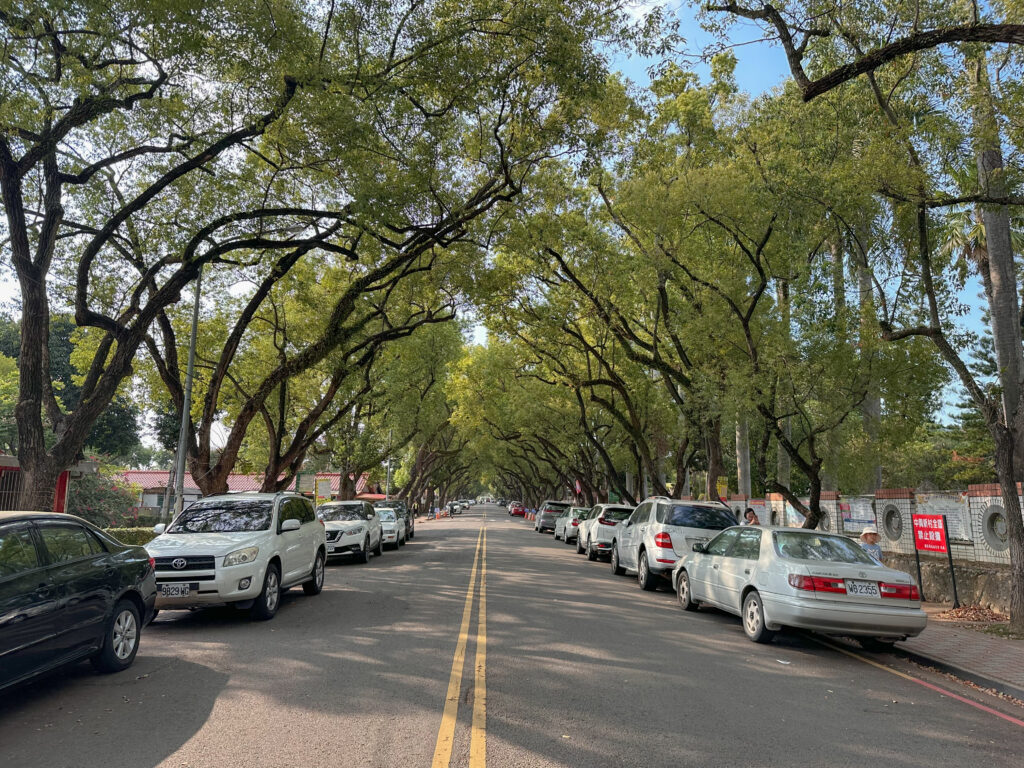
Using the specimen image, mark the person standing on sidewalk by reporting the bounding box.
[859,525,883,562]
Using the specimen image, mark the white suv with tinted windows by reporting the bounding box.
[611,498,739,590]
[146,492,326,620]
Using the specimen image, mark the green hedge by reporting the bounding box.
[105,527,159,546]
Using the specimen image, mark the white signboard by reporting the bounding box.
[842,498,876,534]
[915,493,970,541]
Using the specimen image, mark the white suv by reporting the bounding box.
[578,504,634,559]
[147,493,327,620]
[611,498,739,590]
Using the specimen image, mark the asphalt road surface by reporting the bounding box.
[2,504,1023,768]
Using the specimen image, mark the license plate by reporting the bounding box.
[845,579,880,598]
[328,545,336,552]
[160,583,192,598]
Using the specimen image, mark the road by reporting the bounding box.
[2,505,1023,768]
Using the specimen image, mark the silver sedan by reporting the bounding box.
[672,526,927,647]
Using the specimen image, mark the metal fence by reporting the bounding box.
[729,487,1019,567]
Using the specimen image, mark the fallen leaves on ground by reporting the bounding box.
[935,604,1007,622]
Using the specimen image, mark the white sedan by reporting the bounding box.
[672,526,927,647]
[318,500,383,563]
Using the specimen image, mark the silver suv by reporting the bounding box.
[610,498,739,591]
[534,500,570,533]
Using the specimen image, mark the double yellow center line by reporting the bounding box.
[431,522,488,768]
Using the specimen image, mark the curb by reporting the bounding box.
[892,646,1024,701]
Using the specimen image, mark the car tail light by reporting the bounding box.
[788,574,847,593]
[598,518,618,526]
[879,582,920,600]
[654,532,673,549]
[571,520,579,526]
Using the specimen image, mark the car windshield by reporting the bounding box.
[378,509,397,521]
[602,508,632,522]
[661,504,738,530]
[774,532,878,564]
[319,505,366,522]
[168,500,273,533]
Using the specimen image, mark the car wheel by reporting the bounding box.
[577,536,586,555]
[610,544,625,576]
[677,570,698,611]
[637,551,657,591]
[251,563,281,621]
[742,590,775,644]
[303,551,326,595]
[373,535,383,557]
[565,533,575,546]
[357,537,371,564]
[586,539,597,561]
[859,637,897,653]
[92,598,141,673]
[399,533,406,547]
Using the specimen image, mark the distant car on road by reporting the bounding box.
[554,507,591,543]
[508,501,525,517]
[534,500,571,533]
[673,526,927,646]
[578,504,633,559]
[0,511,156,692]
[318,500,382,563]
[375,500,414,541]
[611,498,739,590]
[147,492,326,621]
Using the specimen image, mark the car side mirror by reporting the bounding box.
[152,523,166,535]
[280,518,301,532]
[692,543,705,553]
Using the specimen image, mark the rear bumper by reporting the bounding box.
[762,593,928,638]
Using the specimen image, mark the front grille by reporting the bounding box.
[326,531,341,542]
[155,556,215,571]
[157,575,215,582]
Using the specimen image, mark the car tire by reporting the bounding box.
[610,544,625,576]
[586,539,597,561]
[677,571,698,611]
[577,536,586,554]
[251,563,281,621]
[637,551,657,591]
[303,551,325,595]
[565,534,575,546]
[92,598,141,673]
[373,535,383,557]
[742,590,775,644]
[357,537,371,564]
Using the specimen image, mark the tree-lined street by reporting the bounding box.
[2,505,1021,768]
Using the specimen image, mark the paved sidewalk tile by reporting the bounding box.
[899,605,1024,696]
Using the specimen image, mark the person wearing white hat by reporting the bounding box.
[859,525,883,562]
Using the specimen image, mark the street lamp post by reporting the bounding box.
[171,264,203,520]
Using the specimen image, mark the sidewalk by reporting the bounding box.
[894,603,1024,700]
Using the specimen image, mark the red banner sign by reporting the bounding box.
[912,514,948,553]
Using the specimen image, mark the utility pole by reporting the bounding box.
[171,265,203,520]
[384,428,394,500]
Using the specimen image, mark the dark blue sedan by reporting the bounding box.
[0,511,156,691]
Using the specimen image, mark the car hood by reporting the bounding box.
[324,521,367,532]
[146,532,266,556]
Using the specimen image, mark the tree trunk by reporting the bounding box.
[776,280,792,490]
[705,421,724,500]
[735,419,751,497]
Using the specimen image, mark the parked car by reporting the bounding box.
[534,500,571,533]
[375,500,414,540]
[147,492,326,621]
[672,526,927,646]
[611,498,739,590]
[0,511,157,691]
[553,507,591,543]
[508,501,525,517]
[578,504,634,559]
[377,508,404,548]
[318,500,382,563]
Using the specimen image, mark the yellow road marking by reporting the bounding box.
[431,527,484,768]
[469,527,487,767]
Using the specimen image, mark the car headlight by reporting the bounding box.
[223,546,259,567]
[346,526,365,536]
